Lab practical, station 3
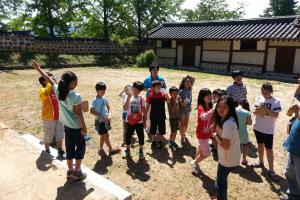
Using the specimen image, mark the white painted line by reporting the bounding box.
[22,133,132,200]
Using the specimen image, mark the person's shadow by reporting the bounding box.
[261,167,287,196]
[194,173,216,197]
[231,165,263,183]
[93,157,113,175]
[126,157,150,182]
[181,138,197,159]
[35,151,57,171]
[147,147,174,168]
[55,181,94,200]
[248,142,258,158]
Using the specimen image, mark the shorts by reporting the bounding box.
[43,120,64,144]
[169,118,180,133]
[122,112,127,121]
[150,120,166,135]
[95,120,109,135]
[254,130,274,149]
[64,126,85,160]
[125,123,144,146]
[198,139,211,157]
[180,111,191,118]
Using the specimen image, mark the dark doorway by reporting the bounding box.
[182,40,195,66]
[274,47,295,74]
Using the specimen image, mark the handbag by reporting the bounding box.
[127,97,143,126]
[95,98,111,130]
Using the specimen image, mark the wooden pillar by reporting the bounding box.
[228,40,233,72]
[200,40,203,67]
[262,39,269,73]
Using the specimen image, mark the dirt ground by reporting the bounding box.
[0,66,297,200]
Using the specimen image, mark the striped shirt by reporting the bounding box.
[226,82,247,102]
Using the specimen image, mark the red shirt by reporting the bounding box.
[196,105,213,139]
[146,92,166,121]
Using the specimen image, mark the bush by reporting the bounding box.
[19,52,35,66]
[136,50,156,68]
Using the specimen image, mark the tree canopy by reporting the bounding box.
[263,0,298,16]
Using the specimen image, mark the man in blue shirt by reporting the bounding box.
[143,64,167,96]
[282,81,300,200]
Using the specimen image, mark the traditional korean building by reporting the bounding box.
[148,16,300,76]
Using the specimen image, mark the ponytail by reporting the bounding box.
[58,71,77,101]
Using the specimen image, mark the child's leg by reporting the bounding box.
[125,123,133,149]
[184,114,190,133]
[158,121,166,142]
[103,133,113,151]
[242,144,249,162]
[67,160,73,170]
[170,132,176,141]
[258,143,265,164]
[195,139,211,164]
[266,148,274,171]
[136,123,144,151]
[100,135,105,149]
[75,159,82,171]
[179,114,186,139]
[55,121,64,151]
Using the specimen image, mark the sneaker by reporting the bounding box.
[139,150,145,159]
[98,149,108,158]
[66,169,73,180]
[109,147,121,156]
[83,135,91,141]
[72,170,87,181]
[122,149,130,159]
[191,160,202,175]
[169,141,179,149]
[151,141,157,149]
[58,149,65,157]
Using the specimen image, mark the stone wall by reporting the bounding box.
[0,31,153,55]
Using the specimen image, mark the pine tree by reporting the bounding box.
[263,0,297,16]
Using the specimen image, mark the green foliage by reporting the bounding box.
[0,51,12,65]
[0,0,24,30]
[262,0,297,16]
[136,50,156,68]
[182,0,245,21]
[19,52,35,66]
[42,54,68,67]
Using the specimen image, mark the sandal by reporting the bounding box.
[250,162,264,168]
[109,147,121,156]
[241,160,248,166]
[268,171,280,182]
[98,149,108,158]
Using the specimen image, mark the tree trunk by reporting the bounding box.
[47,6,55,37]
[103,0,109,41]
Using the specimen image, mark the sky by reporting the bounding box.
[182,0,270,19]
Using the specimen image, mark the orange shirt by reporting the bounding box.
[39,83,59,120]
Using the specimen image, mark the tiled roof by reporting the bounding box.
[148,16,300,40]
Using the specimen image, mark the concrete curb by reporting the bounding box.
[21,133,132,200]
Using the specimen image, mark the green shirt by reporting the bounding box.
[236,107,250,144]
[54,84,82,129]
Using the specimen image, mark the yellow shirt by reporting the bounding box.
[39,83,59,120]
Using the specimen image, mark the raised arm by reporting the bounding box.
[31,60,56,85]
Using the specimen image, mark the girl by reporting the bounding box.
[179,75,195,145]
[212,95,240,200]
[191,89,214,174]
[32,60,87,181]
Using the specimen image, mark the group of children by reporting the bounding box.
[33,61,288,199]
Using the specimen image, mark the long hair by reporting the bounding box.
[213,95,239,129]
[197,88,212,110]
[179,76,192,90]
[58,71,77,101]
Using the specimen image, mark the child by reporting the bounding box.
[90,82,121,158]
[251,82,282,182]
[119,85,132,146]
[32,60,87,181]
[38,73,65,157]
[146,80,169,149]
[212,95,240,200]
[236,103,252,165]
[122,81,146,159]
[179,75,195,145]
[227,70,250,111]
[167,86,181,149]
[191,88,214,174]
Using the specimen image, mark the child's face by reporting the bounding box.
[69,80,78,90]
[153,85,161,93]
[132,87,140,96]
[204,94,212,104]
[170,91,178,99]
[184,79,192,88]
[97,89,106,96]
[213,94,219,103]
[217,100,229,118]
[234,76,243,84]
[261,89,272,99]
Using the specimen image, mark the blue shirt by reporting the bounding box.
[91,96,109,121]
[143,75,166,96]
[284,118,300,158]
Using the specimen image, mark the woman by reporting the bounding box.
[212,95,240,200]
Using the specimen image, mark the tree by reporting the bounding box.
[0,0,23,30]
[182,0,245,21]
[263,0,297,16]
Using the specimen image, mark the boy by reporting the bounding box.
[252,82,282,182]
[167,86,180,149]
[146,80,169,149]
[90,82,121,158]
[38,73,65,157]
[227,70,250,111]
[122,81,146,159]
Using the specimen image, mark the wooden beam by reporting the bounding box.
[262,39,269,73]
[228,40,233,72]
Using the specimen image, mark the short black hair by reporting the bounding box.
[151,80,162,87]
[169,86,179,94]
[149,64,159,72]
[132,81,144,91]
[213,89,227,96]
[95,82,106,91]
[232,70,243,78]
[39,76,46,86]
[261,82,273,93]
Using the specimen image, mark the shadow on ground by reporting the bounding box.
[56,181,94,200]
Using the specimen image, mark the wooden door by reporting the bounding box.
[274,47,295,74]
[182,41,195,66]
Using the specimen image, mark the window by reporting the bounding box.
[240,40,257,51]
[161,40,172,48]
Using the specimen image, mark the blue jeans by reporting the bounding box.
[216,164,232,200]
[286,153,300,197]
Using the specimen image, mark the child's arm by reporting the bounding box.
[145,103,150,116]
[90,107,99,117]
[142,106,147,126]
[165,93,170,104]
[31,60,55,85]
[246,114,252,125]
[74,104,87,135]
[107,103,111,121]
[123,94,132,111]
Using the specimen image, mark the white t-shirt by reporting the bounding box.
[253,96,282,135]
[121,94,128,113]
[125,96,145,123]
[217,117,241,168]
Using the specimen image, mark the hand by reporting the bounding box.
[32,60,39,69]
[81,126,87,136]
